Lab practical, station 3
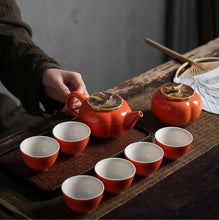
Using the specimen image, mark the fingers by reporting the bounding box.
[67,71,89,97]
[56,81,71,99]
[42,68,89,107]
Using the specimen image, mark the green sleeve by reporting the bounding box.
[0,0,64,115]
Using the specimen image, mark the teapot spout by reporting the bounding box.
[124,111,143,131]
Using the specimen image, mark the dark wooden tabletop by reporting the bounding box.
[0,37,219,219]
[102,144,219,219]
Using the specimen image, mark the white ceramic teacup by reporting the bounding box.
[155,126,193,160]
[52,121,91,155]
[94,158,136,194]
[61,175,104,214]
[20,136,60,171]
[125,142,164,176]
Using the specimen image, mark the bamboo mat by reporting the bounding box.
[0,127,148,195]
[102,144,219,219]
[0,85,218,219]
[83,86,219,219]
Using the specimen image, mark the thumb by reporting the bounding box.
[57,83,71,99]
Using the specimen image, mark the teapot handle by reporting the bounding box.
[66,91,87,117]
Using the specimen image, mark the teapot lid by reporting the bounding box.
[160,83,195,101]
[87,92,123,111]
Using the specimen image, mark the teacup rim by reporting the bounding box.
[155,126,193,147]
[61,175,104,200]
[20,136,60,158]
[52,121,91,142]
[94,158,136,181]
[125,142,164,163]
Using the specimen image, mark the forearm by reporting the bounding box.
[0,0,63,115]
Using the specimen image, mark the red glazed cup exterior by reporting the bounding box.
[155,140,191,160]
[94,158,136,195]
[20,136,60,171]
[95,174,135,195]
[52,121,90,155]
[125,142,164,176]
[61,175,104,214]
[155,127,193,160]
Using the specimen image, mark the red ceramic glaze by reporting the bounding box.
[155,139,191,160]
[126,157,163,176]
[61,175,104,214]
[155,127,193,160]
[66,91,143,138]
[53,136,89,155]
[20,136,59,171]
[95,173,135,195]
[21,152,58,171]
[52,121,90,155]
[94,158,136,194]
[151,83,202,126]
[63,192,103,214]
[124,142,164,176]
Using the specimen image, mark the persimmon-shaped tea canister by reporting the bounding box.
[151,83,202,126]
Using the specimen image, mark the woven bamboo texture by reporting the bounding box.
[0,128,148,194]
[1,38,218,219]
[1,85,218,219]
[83,86,219,219]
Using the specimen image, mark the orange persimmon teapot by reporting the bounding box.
[151,83,202,126]
[66,91,143,138]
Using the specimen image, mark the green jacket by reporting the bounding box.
[0,0,64,115]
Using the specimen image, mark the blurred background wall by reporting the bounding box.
[0,0,218,104]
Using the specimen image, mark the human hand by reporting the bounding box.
[42,68,89,111]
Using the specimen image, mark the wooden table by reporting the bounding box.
[0,38,219,219]
[102,144,219,219]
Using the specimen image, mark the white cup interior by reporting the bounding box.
[61,175,104,200]
[20,136,60,157]
[95,158,136,180]
[125,142,164,163]
[155,127,193,147]
[52,121,91,142]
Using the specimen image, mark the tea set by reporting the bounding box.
[20,82,200,214]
